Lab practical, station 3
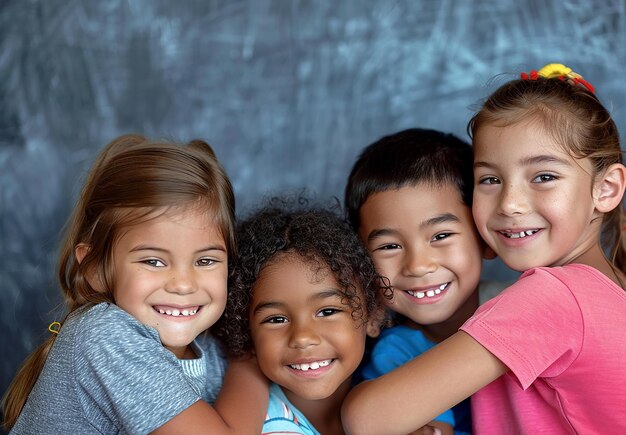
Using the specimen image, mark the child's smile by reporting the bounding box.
[111,207,228,359]
[405,281,450,302]
[287,358,334,376]
[473,120,600,271]
[153,304,201,318]
[249,253,368,403]
[358,184,484,328]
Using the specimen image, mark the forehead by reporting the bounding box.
[115,205,224,243]
[472,121,594,170]
[257,253,333,287]
[358,184,474,241]
[251,253,354,302]
[474,119,567,155]
[361,183,466,219]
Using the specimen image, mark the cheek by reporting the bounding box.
[343,328,368,364]
[471,205,488,228]
[472,192,495,219]
[372,259,400,286]
[209,272,229,301]
[251,333,280,370]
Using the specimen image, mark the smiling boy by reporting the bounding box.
[345,128,503,435]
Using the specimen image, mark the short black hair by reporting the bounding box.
[214,199,386,357]
[344,128,473,230]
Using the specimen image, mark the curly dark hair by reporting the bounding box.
[214,200,386,357]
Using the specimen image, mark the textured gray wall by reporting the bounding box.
[2,0,626,419]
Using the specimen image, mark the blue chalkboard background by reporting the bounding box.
[1,0,625,425]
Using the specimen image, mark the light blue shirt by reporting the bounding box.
[262,383,320,435]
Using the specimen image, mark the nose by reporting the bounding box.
[288,318,321,349]
[498,183,529,216]
[164,267,196,295]
[402,246,437,277]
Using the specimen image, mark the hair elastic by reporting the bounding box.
[48,321,61,334]
[520,63,595,94]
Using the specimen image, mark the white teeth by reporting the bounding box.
[505,230,538,239]
[157,307,199,317]
[290,359,332,371]
[408,283,448,299]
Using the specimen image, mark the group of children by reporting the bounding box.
[3,63,626,434]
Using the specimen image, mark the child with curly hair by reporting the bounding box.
[215,202,384,435]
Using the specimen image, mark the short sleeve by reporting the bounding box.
[74,305,201,434]
[461,268,583,389]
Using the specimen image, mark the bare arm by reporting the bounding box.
[342,331,507,435]
[152,357,268,435]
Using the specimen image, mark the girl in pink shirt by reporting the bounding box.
[342,63,626,434]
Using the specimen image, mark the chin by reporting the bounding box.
[285,385,337,401]
[501,259,540,273]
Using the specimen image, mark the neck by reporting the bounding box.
[282,378,350,435]
[403,290,480,343]
[568,243,626,289]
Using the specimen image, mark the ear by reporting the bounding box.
[75,243,90,264]
[75,243,104,292]
[593,163,626,213]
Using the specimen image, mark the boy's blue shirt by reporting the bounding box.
[357,324,471,435]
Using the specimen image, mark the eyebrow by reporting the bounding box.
[252,289,344,315]
[129,244,226,254]
[474,154,572,169]
[366,212,460,243]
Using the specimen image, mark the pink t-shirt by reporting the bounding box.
[461,264,626,434]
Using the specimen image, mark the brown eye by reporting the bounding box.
[196,258,216,266]
[532,174,557,183]
[479,176,500,185]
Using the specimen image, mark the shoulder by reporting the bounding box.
[73,303,173,375]
[360,326,434,379]
[266,384,298,421]
[484,266,582,304]
[478,279,514,304]
[79,303,157,335]
[265,384,317,435]
[77,303,159,346]
[373,325,433,352]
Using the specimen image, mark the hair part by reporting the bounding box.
[344,128,473,230]
[214,200,387,357]
[468,77,626,273]
[3,134,235,429]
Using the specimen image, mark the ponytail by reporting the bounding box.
[2,333,57,430]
